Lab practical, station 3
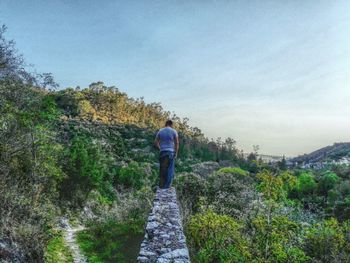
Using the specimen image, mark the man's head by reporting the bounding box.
[165,119,173,127]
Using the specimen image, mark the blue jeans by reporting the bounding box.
[159,151,175,189]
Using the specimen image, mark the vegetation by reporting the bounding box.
[176,165,350,262]
[1,24,350,263]
[187,210,250,263]
[44,232,73,263]
[217,167,249,177]
[76,220,144,263]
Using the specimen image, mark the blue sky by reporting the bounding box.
[1,0,349,156]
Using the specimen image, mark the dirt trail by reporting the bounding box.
[61,218,87,263]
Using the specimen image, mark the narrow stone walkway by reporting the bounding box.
[137,187,190,263]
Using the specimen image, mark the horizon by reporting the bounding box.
[1,0,349,156]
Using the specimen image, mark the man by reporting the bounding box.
[154,120,179,189]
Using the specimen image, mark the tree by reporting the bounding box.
[305,218,347,262]
[278,155,287,170]
[318,171,340,201]
[254,170,302,262]
[296,172,317,196]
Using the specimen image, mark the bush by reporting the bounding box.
[251,215,309,263]
[206,172,256,219]
[296,172,317,196]
[117,161,152,190]
[318,171,340,199]
[217,167,249,177]
[61,135,116,205]
[304,218,348,262]
[174,173,208,223]
[257,170,285,202]
[186,210,251,263]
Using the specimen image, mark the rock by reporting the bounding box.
[137,256,150,262]
[156,258,171,263]
[161,248,190,259]
[137,187,190,262]
[81,205,97,221]
[0,238,24,263]
[140,250,157,257]
[146,221,159,230]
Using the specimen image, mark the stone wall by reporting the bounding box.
[137,187,190,263]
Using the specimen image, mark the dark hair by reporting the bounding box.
[165,120,173,127]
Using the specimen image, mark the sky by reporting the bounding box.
[1,0,349,156]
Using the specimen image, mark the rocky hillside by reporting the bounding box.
[292,142,350,164]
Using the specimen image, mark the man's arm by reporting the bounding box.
[154,133,160,150]
[174,134,179,158]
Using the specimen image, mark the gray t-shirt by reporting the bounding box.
[156,127,178,152]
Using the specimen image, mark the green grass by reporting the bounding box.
[44,231,73,263]
[76,219,145,263]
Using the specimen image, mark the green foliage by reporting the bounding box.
[116,161,150,190]
[331,165,350,179]
[77,99,97,120]
[76,220,144,263]
[61,134,116,205]
[304,218,349,262]
[68,135,105,187]
[0,73,64,261]
[252,171,310,262]
[251,215,309,263]
[257,170,285,202]
[174,173,208,222]
[206,171,256,218]
[40,94,60,121]
[44,232,73,263]
[296,172,317,196]
[186,210,251,263]
[214,137,241,162]
[217,167,249,177]
[318,171,340,196]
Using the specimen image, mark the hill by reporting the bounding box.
[292,142,350,165]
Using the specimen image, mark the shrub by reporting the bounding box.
[117,161,150,190]
[186,210,251,263]
[206,172,256,219]
[296,172,317,196]
[257,170,285,202]
[174,173,208,223]
[61,135,117,205]
[251,215,309,263]
[318,171,340,198]
[304,218,348,262]
[217,167,249,177]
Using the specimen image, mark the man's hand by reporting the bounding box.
[154,135,160,150]
[174,135,179,159]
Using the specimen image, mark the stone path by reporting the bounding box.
[137,187,190,263]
